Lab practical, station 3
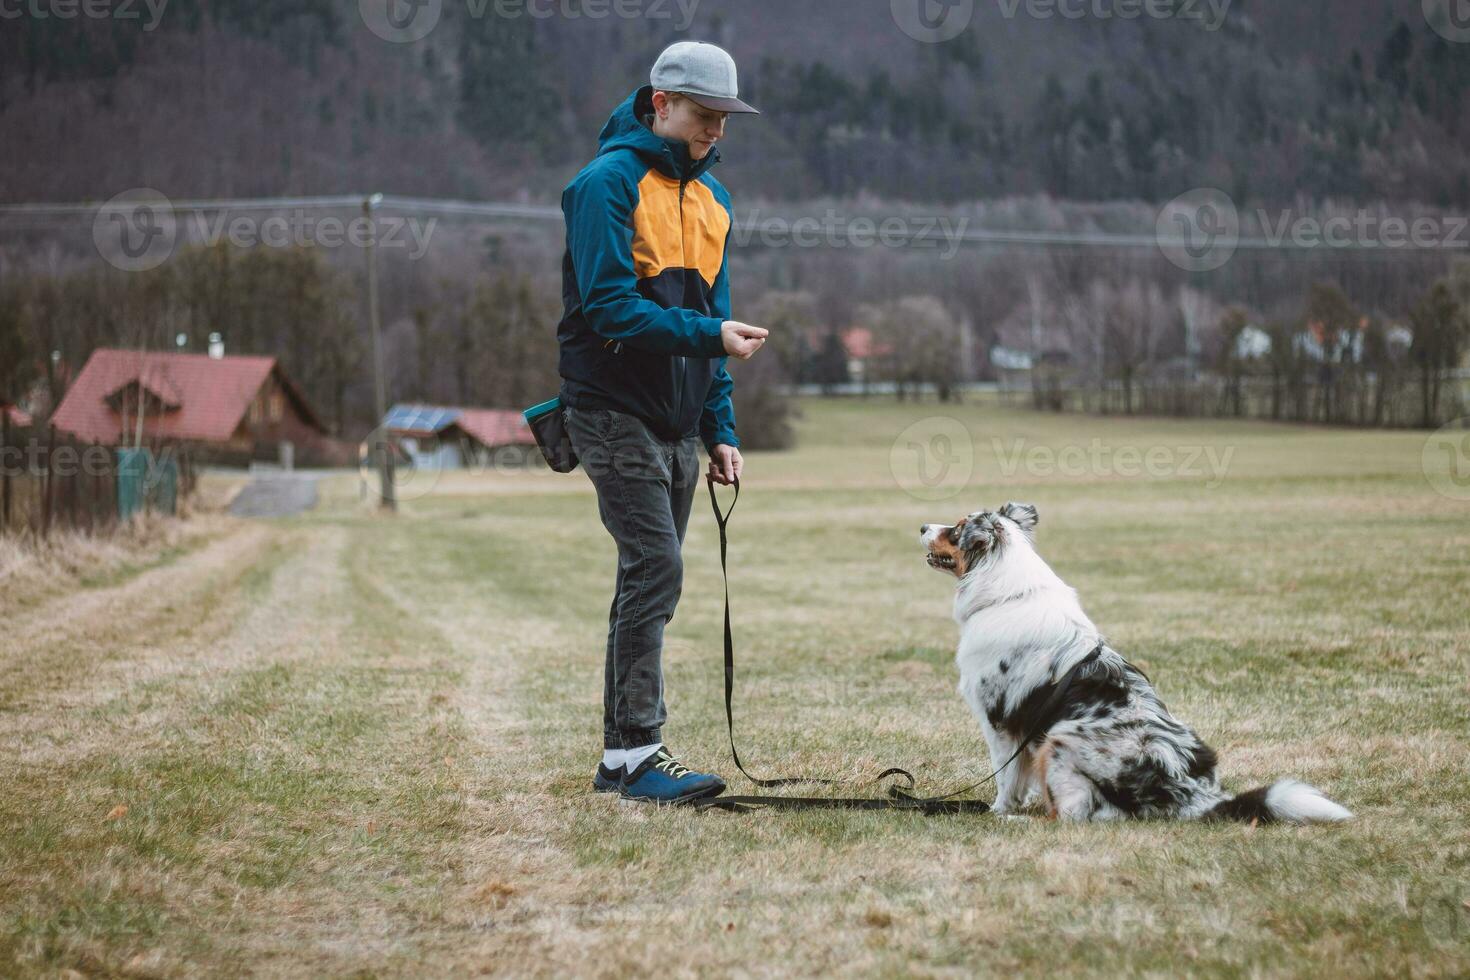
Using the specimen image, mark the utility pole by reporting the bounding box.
[364,193,396,512]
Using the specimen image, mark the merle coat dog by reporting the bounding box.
[920,503,1351,824]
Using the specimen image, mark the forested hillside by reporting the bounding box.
[3,0,1467,208]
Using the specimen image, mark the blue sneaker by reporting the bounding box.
[593,763,624,794]
[620,748,726,805]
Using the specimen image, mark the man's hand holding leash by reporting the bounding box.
[708,444,743,486]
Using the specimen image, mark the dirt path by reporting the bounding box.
[228,471,322,518]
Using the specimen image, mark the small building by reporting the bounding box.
[989,344,1034,384]
[50,348,337,465]
[382,404,536,469]
[840,327,894,384]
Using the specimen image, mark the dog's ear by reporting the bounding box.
[999,502,1039,537]
[957,514,998,553]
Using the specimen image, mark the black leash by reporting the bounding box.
[697,475,1101,816]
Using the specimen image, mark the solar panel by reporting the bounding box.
[384,404,463,434]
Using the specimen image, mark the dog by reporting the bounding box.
[920,503,1351,824]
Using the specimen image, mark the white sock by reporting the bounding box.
[624,743,662,773]
[601,748,627,771]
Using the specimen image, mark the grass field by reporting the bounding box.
[3,397,1468,977]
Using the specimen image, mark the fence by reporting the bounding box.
[0,420,196,539]
[1004,372,1468,429]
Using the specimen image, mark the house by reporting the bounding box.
[382,404,536,469]
[988,345,1036,397]
[50,348,338,464]
[839,327,894,383]
[1233,326,1273,361]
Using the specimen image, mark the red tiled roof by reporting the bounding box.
[452,408,535,448]
[50,349,319,445]
[841,327,893,360]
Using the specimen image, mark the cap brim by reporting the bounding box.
[681,92,760,115]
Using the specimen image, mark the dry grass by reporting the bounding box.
[0,469,247,614]
[2,398,1468,977]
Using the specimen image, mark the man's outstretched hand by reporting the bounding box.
[721,321,768,360]
[708,444,743,486]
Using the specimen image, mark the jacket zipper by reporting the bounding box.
[673,176,689,432]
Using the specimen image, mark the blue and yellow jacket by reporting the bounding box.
[557,86,737,451]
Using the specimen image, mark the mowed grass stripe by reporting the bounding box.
[1,520,475,975]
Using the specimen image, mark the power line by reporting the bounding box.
[0,193,1465,252]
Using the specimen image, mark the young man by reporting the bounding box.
[557,42,769,804]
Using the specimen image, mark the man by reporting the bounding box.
[557,41,769,804]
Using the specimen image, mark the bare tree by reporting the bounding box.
[1409,281,1464,428]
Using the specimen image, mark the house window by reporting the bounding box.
[269,392,284,423]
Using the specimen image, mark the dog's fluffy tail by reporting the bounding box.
[1204,779,1352,824]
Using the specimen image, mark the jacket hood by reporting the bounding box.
[597,85,721,182]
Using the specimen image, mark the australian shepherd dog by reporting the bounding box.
[920,503,1351,824]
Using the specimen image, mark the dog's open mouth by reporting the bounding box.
[926,553,956,570]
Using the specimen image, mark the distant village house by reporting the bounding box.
[50,348,344,466]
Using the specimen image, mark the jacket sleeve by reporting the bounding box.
[700,234,739,451]
[564,164,726,358]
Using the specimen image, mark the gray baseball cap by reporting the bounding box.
[650,41,759,115]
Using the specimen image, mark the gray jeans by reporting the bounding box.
[564,405,701,750]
